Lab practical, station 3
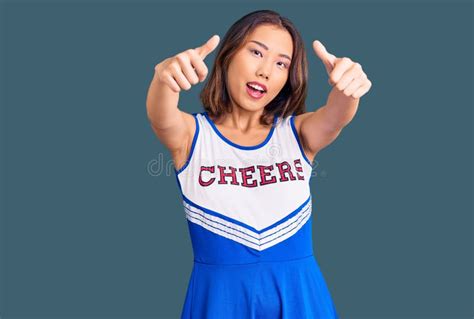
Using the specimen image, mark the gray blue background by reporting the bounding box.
[1,0,472,318]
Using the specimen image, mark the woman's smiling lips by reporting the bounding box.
[246,83,266,99]
[247,81,267,92]
[246,81,267,99]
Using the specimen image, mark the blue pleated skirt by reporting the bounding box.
[181,254,339,319]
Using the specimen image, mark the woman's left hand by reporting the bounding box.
[312,40,372,99]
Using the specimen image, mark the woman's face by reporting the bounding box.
[226,24,293,114]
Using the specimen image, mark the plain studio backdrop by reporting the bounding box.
[0,0,472,318]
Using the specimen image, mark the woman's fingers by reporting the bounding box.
[154,35,220,92]
[176,51,200,86]
[163,73,181,93]
[188,49,209,82]
[195,35,220,60]
[170,62,191,91]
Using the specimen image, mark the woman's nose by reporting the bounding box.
[257,60,272,80]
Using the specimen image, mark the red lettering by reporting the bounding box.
[217,165,239,185]
[239,166,257,187]
[257,165,277,185]
[199,166,215,186]
[276,161,296,182]
[294,159,305,180]
[197,159,303,187]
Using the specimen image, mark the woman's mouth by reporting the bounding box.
[246,83,266,99]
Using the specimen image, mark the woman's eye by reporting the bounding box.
[251,49,288,69]
[251,49,262,57]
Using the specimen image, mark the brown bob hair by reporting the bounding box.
[200,10,308,126]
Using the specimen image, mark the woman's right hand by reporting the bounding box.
[154,35,220,93]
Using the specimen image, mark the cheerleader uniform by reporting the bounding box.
[174,111,339,319]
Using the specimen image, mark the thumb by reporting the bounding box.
[312,40,336,74]
[195,35,220,60]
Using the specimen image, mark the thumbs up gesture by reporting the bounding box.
[313,40,372,99]
[155,35,220,93]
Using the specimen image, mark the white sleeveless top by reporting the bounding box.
[174,111,314,251]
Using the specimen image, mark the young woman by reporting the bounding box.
[146,9,371,319]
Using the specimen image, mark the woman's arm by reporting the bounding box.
[299,40,372,155]
[297,105,346,157]
[146,72,191,153]
[146,35,220,153]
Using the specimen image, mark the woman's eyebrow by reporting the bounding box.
[248,40,292,62]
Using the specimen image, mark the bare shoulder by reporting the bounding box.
[180,109,197,137]
[292,111,317,164]
[171,109,197,171]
